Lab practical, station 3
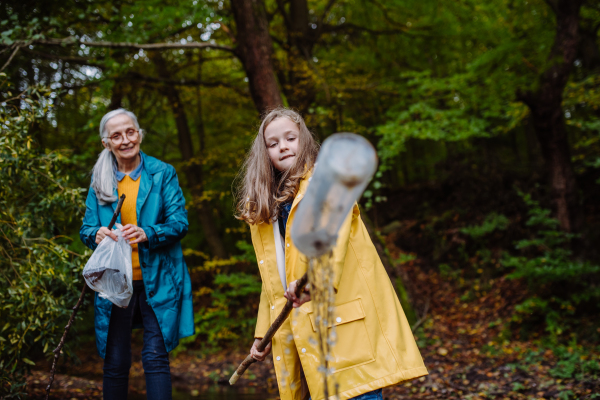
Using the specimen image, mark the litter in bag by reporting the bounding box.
[83,223,133,308]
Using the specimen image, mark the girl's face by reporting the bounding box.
[264,117,300,171]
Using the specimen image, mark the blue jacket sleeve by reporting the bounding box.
[80,187,101,251]
[141,166,189,250]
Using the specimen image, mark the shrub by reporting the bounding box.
[177,241,262,354]
[0,79,89,397]
[502,192,600,337]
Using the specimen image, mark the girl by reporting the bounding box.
[236,108,427,400]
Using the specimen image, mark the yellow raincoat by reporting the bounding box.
[250,176,428,400]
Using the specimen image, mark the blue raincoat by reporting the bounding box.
[80,151,194,358]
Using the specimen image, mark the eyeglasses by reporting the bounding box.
[105,129,139,145]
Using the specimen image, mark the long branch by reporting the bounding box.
[15,37,234,53]
[44,284,87,400]
[229,273,309,385]
[0,46,20,72]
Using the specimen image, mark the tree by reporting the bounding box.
[152,52,228,258]
[375,0,599,232]
[230,0,283,113]
[517,0,584,233]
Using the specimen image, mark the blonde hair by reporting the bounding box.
[235,107,319,225]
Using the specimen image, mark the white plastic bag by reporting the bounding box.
[83,223,133,308]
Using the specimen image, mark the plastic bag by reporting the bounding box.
[83,223,133,308]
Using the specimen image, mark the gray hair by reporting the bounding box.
[91,108,145,205]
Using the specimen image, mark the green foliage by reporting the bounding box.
[461,213,510,239]
[549,343,600,380]
[233,240,257,264]
[191,271,261,353]
[0,77,90,396]
[503,192,600,336]
[506,341,600,382]
[0,0,598,371]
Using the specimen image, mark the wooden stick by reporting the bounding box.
[45,194,125,399]
[229,273,309,385]
[44,284,87,399]
[107,194,126,230]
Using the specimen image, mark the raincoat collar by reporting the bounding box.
[110,151,166,214]
[113,153,144,182]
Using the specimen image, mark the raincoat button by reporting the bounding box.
[336,317,342,323]
[308,177,312,182]
[149,291,154,298]
[301,348,306,353]
[271,305,275,310]
[260,260,264,264]
[276,356,281,361]
[142,262,147,268]
[286,243,290,247]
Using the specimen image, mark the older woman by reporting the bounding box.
[80,108,194,400]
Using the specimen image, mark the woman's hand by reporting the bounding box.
[121,224,148,244]
[95,227,118,244]
[284,280,311,308]
[250,338,272,361]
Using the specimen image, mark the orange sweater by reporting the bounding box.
[118,176,142,281]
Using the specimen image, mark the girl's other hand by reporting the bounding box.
[284,280,311,308]
[95,227,118,244]
[250,338,272,361]
[121,224,148,244]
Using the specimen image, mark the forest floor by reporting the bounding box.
[26,240,599,400]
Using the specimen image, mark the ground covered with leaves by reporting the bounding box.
[26,245,599,400]
[383,257,600,400]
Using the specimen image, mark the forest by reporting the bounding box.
[1,0,600,399]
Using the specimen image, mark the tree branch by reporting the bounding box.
[275,0,292,30]
[322,21,410,36]
[1,46,20,72]
[11,36,234,53]
[21,48,104,68]
[319,0,337,24]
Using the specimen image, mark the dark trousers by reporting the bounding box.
[103,281,172,400]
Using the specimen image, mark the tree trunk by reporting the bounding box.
[518,0,583,232]
[272,0,319,113]
[109,83,124,110]
[230,0,283,113]
[288,0,312,58]
[152,55,228,259]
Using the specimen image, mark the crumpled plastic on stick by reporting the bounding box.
[83,223,133,308]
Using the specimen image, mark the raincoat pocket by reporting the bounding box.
[308,298,375,373]
[160,253,182,300]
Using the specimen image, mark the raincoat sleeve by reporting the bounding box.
[254,284,271,338]
[331,204,358,291]
[79,186,101,251]
[141,165,189,250]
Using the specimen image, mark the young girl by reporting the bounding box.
[236,108,427,400]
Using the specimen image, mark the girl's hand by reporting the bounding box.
[121,224,148,244]
[250,338,272,361]
[95,227,118,244]
[284,280,311,308]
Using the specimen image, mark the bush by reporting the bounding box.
[502,192,600,337]
[177,241,262,355]
[0,79,89,397]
